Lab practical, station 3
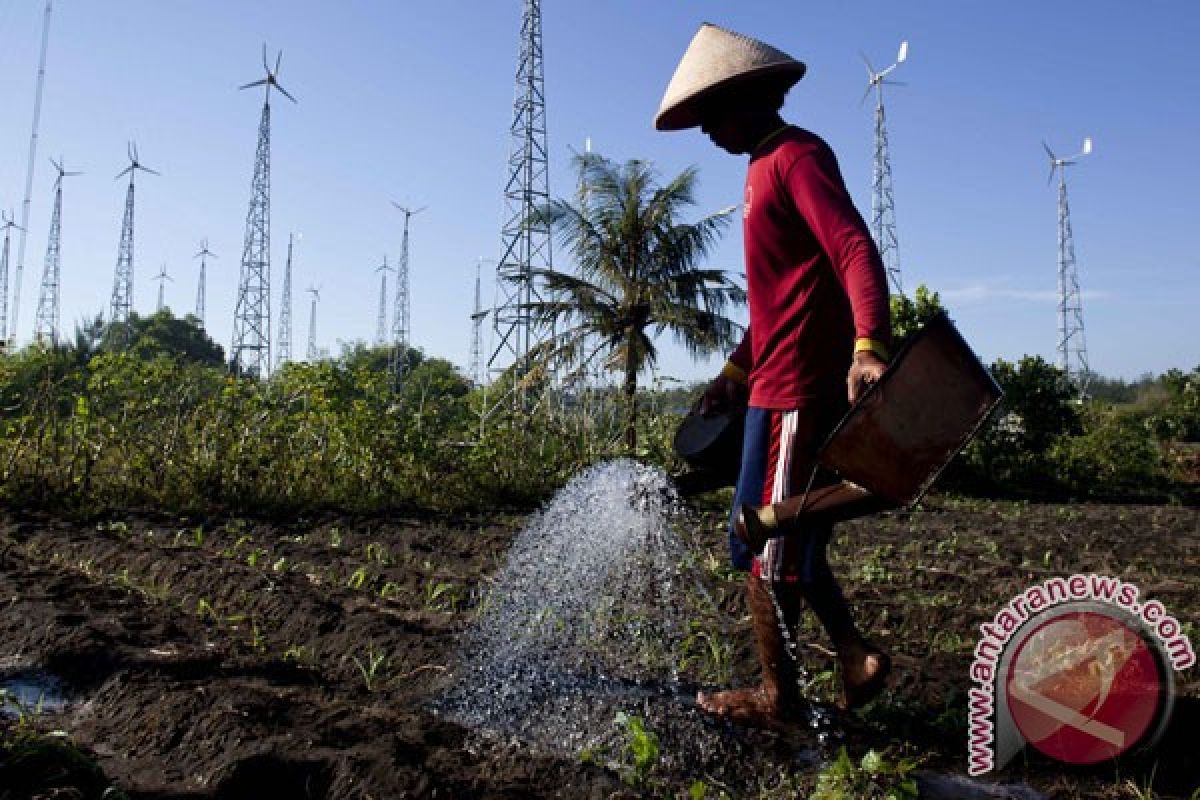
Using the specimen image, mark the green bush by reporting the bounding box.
[1050,407,1167,496]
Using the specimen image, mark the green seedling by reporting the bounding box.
[272,556,288,573]
[811,746,919,800]
[379,581,404,601]
[246,547,267,568]
[328,527,343,549]
[347,566,369,590]
[365,541,389,564]
[613,712,659,789]
[353,646,388,692]
[423,579,461,612]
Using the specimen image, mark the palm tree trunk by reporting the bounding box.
[623,329,638,453]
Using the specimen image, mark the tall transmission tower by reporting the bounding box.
[305,286,320,361]
[469,258,490,385]
[194,239,216,326]
[375,256,392,346]
[277,233,296,365]
[153,264,172,312]
[1,212,24,345]
[488,0,554,376]
[231,46,296,378]
[1044,136,1093,391]
[109,142,159,334]
[12,0,53,347]
[863,40,908,296]
[389,203,424,373]
[33,158,80,346]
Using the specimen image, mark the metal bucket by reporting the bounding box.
[734,312,1002,550]
[818,312,1002,506]
[672,407,744,492]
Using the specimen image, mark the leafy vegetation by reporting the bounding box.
[528,152,745,451]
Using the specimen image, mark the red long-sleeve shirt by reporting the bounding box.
[728,126,890,409]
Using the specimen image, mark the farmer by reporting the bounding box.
[656,23,892,728]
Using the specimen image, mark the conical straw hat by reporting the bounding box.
[655,23,806,131]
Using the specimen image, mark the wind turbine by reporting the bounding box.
[34,157,82,345]
[1044,136,1093,391]
[194,239,216,327]
[862,39,908,295]
[110,141,160,336]
[153,263,172,313]
[389,202,425,375]
[231,44,297,378]
[1,211,25,344]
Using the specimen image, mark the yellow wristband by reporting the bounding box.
[721,361,748,384]
[854,338,890,361]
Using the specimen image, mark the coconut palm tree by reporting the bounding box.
[526,153,745,451]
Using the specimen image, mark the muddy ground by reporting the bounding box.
[0,496,1196,799]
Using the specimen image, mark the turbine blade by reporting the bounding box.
[116,166,132,180]
[275,83,298,104]
[239,79,268,90]
[860,51,875,75]
[275,51,282,76]
[262,43,269,72]
[883,79,907,87]
[1047,165,1055,186]
[1042,140,1055,160]
[860,84,873,106]
[140,166,162,176]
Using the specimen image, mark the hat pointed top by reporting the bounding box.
[655,23,806,131]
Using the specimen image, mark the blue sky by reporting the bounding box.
[0,1,1196,382]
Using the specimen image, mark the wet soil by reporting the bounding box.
[0,498,1195,799]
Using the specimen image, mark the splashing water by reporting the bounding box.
[439,460,692,748]
[437,457,842,777]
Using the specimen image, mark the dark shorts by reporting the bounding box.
[728,403,843,581]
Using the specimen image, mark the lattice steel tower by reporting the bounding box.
[488,0,553,375]
[109,143,158,335]
[33,159,79,345]
[231,46,296,378]
[375,256,392,346]
[305,286,320,361]
[389,203,423,373]
[153,264,171,313]
[194,240,215,327]
[1044,137,1093,391]
[11,0,53,347]
[277,233,295,366]
[1,212,23,344]
[469,258,489,386]
[863,40,908,296]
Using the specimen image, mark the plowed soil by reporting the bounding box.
[0,497,1196,799]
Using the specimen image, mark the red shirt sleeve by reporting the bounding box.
[782,143,891,347]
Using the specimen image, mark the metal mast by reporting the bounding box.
[389,204,424,373]
[109,142,159,335]
[863,40,908,296]
[34,158,79,345]
[0,212,24,345]
[375,256,392,346]
[1044,136,1093,391]
[277,233,295,365]
[469,258,489,385]
[12,0,53,347]
[153,264,172,313]
[194,240,215,326]
[231,46,296,378]
[488,0,553,375]
[305,286,320,361]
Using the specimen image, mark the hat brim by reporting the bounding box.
[654,61,806,132]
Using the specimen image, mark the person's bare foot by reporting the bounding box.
[695,686,795,730]
[837,648,891,710]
